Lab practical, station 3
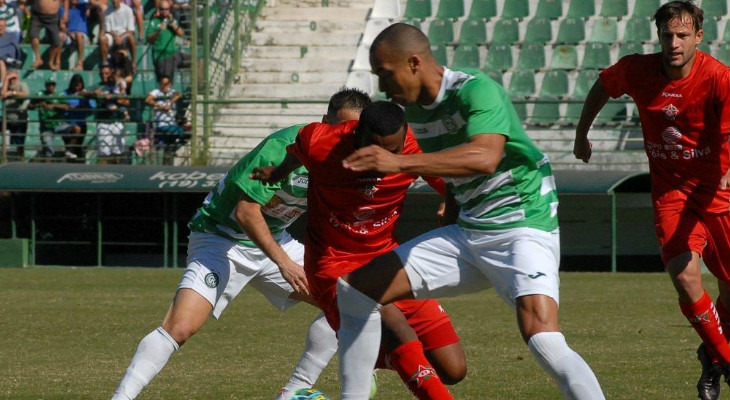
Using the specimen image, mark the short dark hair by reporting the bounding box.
[327,87,371,119]
[358,101,407,137]
[654,1,703,32]
[158,74,172,83]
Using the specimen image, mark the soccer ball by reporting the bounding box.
[287,388,331,400]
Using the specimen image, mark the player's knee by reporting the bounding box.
[439,362,466,385]
[162,321,197,345]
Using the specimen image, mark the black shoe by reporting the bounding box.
[697,343,722,400]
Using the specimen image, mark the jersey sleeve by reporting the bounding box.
[714,67,730,134]
[230,137,291,206]
[599,55,635,98]
[460,78,513,138]
[287,122,316,168]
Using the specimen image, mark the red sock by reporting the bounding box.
[680,290,730,364]
[715,297,730,343]
[387,340,453,400]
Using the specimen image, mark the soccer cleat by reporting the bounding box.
[369,370,378,399]
[697,343,722,400]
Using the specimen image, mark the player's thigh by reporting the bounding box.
[161,288,212,341]
[699,212,730,282]
[654,202,706,264]
[425,341,466,385]
[395,224,491,300]
[249,234,305,312]
[468,227,561,308]
[181,232,260,319]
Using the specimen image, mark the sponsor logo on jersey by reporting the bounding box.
[662,92,683,98]
[57,172,124,184]
[662,104,678,120]
[360,184,379,199]
[353,207,376,221]
[204,272,219,288]
[290,174,308,189]
[409,365,437,388]
[528,272,546,279]
[662,127,682,146]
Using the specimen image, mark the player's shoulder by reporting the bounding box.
[265,123,308,143]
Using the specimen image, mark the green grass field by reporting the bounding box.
[0,268,720,399]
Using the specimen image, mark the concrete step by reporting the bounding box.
[229,83,339,99]
[241,57,352,72]
[250,31,362,46]
[216,111,322,125]
[255,19,366,33]
[218,102,327,112]
[241,71,348,84]
[246,45,358,60]
[260,7,370,21]
[270,0,373,8]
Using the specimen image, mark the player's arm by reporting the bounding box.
[439,187,459,226]
[234,192,309,295]
[249,152,303,184]
[573,79,611,163]
[344,133,506,177]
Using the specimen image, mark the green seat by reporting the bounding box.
[484,43,513,70]
[563,97,585,125]
[501,0,529,19]
[524,17,553,43]
[582,42,611,69]
[512,100,528,120]
[703,0,727,18]
[632,0,659,17]
[404,0,431,19]
[567,0,595,18]
[517,43,545,70]
[624,16,652,43]
[703,17,718,42]
[550,45,578,69]
[698,43,712,54]
[491,18,519,44]
[436,0,464,19]
[722,20,730,42]
[481,68,503,85]
[573,69,600,96]
[468,0,497,19]
[428,18,454,44]
[530,96,560,125]
[556,17,585,43]
[508,69,535,97]
[589,17,618,43]
[430,44,448,66]
[599,0,628,18]
[596,100,627,125]
[451,44,480,68]
[540,69,569,97]
[458,18,487,45]
[618,41,645,58]
[535,0,563,19]
[83,45,103,70]
[716,43,730,65]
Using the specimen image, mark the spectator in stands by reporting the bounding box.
[101,0,136,69]
[93,64,129,164]
[146,73,185,163]
[59,0,87,70]
[56,73,94,160]
[0,19,20,85]
[0,0,22,43]
[122,0,143,42]
[109,47,133,93]
[29,0,67,70]
[148,0,186,82]
[17,0,30,43]
[2,70,29,160]
[30,77,66,158]
[84,0,106,43]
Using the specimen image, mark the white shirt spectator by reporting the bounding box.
[104,3,135,34]
[149,87,178,128]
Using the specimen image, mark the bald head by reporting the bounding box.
[370,23,432,59]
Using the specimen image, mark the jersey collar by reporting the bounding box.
[422,67,451,110]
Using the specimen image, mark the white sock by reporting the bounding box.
[111,327,180,400]
[277,312,338,400]
[336,278,382,400]
[527,332,605,400]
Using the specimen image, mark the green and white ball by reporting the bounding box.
[287,388,331,400]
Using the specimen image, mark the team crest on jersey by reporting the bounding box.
[409,365,437,388]
[662,104,678,120]
[204,272,219,288]
[360,184,379,199]
[441,115,459,133]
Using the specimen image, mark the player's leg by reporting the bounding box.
[112,232,252,399]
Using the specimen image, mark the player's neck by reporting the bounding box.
[418,65,445,106]
[662,53,697,81]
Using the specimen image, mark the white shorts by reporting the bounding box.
[97,121,125,156]
[179,231,304,319]
[397,224,561,308]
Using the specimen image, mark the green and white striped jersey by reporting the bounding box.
[406,67,558,232]
[0,2,20,33]
[188,124,309,247]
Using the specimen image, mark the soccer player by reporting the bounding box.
[110,89,369,400]
[573,2,730,399]
[330,23,606,400]
[255,101,467,400]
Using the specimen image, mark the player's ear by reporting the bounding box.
[408,54,421,73]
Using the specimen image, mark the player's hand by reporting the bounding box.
[250,166,286,184]
[720,168,730,190]
[342,145,401,173]
[279,262,310,296]
[573,137,593,163]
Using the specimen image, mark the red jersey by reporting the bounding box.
[600,51,730,212]
[287,120,445,271]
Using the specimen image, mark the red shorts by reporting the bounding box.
[307,258,458,350]
[654,192,730,281]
